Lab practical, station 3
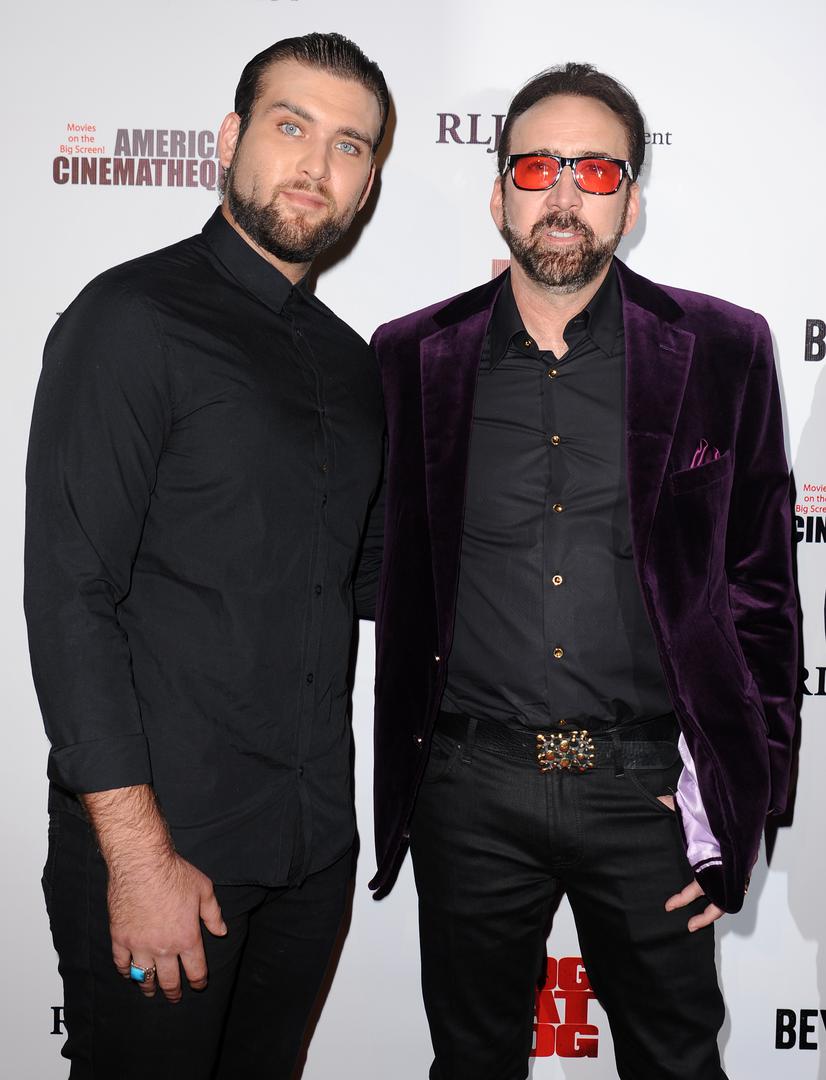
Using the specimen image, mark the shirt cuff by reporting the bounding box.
[47,733,152,794]
[675,732,723,872]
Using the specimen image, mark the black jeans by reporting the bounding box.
[43,810,352,1079]
[410,721,729,1080]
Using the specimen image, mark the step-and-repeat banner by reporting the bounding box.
[3,1,825,1076]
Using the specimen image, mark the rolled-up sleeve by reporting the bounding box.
[24,277,172,794]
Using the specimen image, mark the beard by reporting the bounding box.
[225,167,356,265]
[500,192,629,293]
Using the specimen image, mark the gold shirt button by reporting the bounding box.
[553,647,564,659]
[552,574,563,586]
[547,368,559,378]
[552,503,564,513]
[524,337,533,348]
[550,434,561,446]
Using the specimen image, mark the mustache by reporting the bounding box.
[279,178,332,204]
[530,211,595,242]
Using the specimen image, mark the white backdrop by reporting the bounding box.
[3,1,825,1076]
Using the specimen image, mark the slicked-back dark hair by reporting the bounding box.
[497,62,645,181]
[234,32,389,151]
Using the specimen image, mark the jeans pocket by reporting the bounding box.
[420,730,463,785]
[624,762,682,817]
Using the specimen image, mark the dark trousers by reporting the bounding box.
[410,721,729,1080]
[43,810,352,1079]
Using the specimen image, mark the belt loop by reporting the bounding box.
[609,730,625,777]
[461,717,478,764]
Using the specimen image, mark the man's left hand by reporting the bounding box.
[657,794,725,932]
[665,879,725,932]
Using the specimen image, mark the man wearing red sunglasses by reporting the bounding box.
[364,63,797,1079]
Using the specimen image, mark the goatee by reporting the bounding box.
[225,170,353,264]
[501,195,628,293]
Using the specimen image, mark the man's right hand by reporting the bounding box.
[81,784,227,1003]
[108,850,227,1002]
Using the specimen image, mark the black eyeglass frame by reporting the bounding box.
[503,153,635,195]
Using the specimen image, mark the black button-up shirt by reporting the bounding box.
[442,264,672,730]
[25,208,384,885]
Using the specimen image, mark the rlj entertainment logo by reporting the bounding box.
[52,124,220,190]
[437,113,673,155]
[805,319,825,362]
[802,666,826,697]
[532,956,598,1058]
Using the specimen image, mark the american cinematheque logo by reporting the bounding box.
[533,956,599,1058]
[436,112,673,153]
[794,483,826,527]
[53,123,220,190]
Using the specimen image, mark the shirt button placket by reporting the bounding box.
[546,358,567,680]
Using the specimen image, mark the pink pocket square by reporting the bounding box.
[690,438,721,468]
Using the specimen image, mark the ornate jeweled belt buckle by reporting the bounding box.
[535,730,596,772]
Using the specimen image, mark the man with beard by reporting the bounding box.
[366,63,796,1079]
[25,33,387,1079]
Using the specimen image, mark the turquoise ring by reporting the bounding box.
[129,962,156,983]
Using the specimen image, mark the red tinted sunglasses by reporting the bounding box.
[504,153,634,195]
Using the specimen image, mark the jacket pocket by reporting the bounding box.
[670,451,732,495]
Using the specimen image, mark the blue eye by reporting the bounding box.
[338,141,359,156]
[280,122,301,137]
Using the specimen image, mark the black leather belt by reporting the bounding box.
[436,711,680,772]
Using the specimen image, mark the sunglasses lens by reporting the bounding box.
[574,159,623,194]
[512,155,561,190]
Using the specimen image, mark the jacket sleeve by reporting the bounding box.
[24,279,172,795]
[726,314,798,815]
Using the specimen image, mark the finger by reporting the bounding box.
[130,957,158,998]
[200,889,227,938]
[664,880,704,911]
[112,941,132,979]
[180,940,209,992]
[155,955,183,1003]
[687,903,725,933]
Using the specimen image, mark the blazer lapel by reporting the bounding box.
[417,263,692,641]
[618,262,695,566]
[419,279,503,650]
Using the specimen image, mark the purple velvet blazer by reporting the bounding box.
[369,259,797,912]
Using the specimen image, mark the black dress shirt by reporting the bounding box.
[25,208,384,886]
[442,264,672,730]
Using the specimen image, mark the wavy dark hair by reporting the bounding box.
[233,32,389,152]
[497,62,646,181]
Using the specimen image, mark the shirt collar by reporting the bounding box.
[201,207,329,319]
[488,259,622,368]
[583,259,622,356]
